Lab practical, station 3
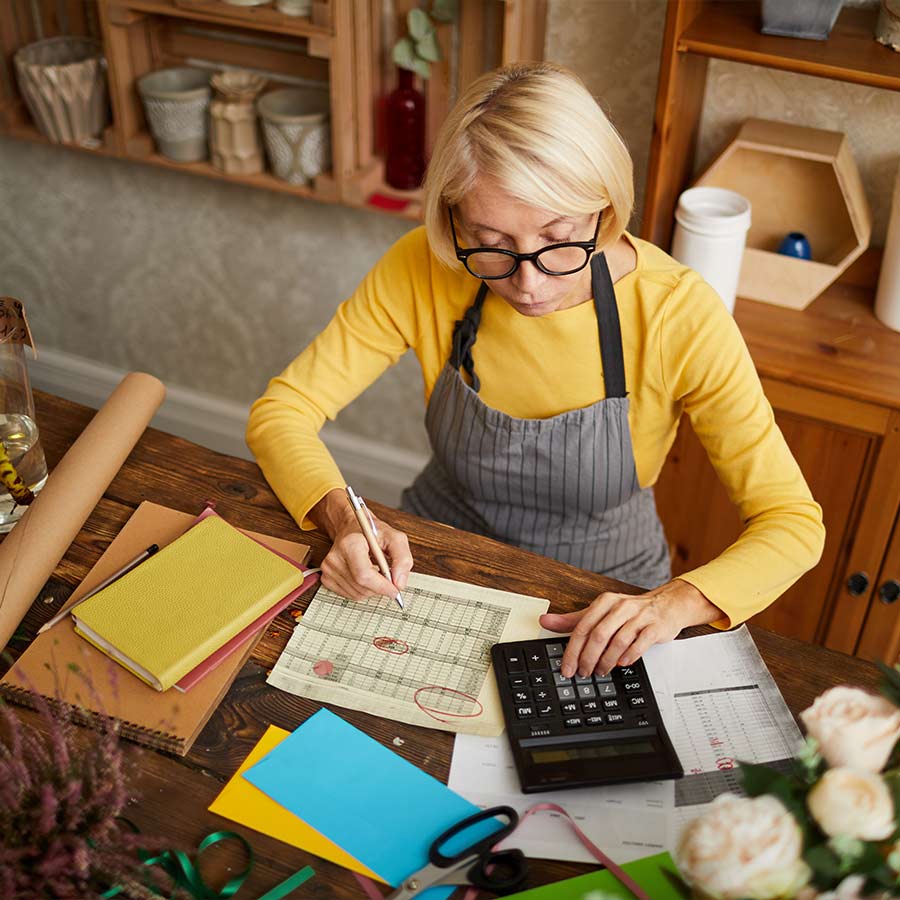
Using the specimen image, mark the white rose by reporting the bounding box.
[676,793,810,900]
[807,768,895,841]
[800,686,900,772]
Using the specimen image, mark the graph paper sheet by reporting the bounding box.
[656,626,804,845]
[267,572,549,735]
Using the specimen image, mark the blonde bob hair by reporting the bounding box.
[424,62,634,269]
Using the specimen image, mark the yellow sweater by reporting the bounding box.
[247,227,825,627]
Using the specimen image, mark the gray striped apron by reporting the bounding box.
[401,253,671,588]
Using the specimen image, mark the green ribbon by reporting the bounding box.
[101,826,314,900]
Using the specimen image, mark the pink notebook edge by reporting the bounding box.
[173,507,319,692]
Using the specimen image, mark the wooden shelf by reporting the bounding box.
[680,3,900,92]
[0,0,547,220]
[735,276,900,413]
[118,0,332,43]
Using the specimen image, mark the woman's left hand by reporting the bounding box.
[540,579,723,679]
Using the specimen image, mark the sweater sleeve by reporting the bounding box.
[246,230,423,529]
[660,274,826,627]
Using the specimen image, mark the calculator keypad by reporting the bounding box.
[500,637,655,733]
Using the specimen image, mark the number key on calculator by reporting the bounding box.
[492,636,683,793]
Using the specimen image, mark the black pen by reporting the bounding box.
[37,544,160,635]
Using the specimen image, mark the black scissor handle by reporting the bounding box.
[467,848,528,895]
[429,805,519,868]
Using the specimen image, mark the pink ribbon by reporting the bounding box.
[354,800,652,900]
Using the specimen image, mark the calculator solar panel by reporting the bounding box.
[492,637,683,793]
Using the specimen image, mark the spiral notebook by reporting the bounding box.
[0,501,311,756]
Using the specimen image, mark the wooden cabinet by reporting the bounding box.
[644,1,900,660]
[0,0,547,218]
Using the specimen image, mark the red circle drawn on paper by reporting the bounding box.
[312,659,334,677]
[413,685,484,723]
[372,636,410,655]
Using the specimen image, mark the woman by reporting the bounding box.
[247,63,824,681]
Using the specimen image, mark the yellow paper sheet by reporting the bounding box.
[208,725,383,881]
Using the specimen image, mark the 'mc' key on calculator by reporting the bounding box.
[491,636,683,793]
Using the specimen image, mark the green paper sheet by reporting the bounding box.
[505,852,684,899]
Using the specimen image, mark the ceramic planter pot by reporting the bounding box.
[137,67,211,162]
[257,87,330,185]
[209,70,266,175]
[14,36,108,144]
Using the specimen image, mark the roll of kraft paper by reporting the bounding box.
[0,372,165,649]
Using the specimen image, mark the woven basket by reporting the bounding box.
[14,36,108,144]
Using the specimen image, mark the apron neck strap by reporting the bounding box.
[451,259,627,399]
[450,281,489,392]
[591,252,627,398]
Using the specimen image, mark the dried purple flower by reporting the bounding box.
[0,683,173,899]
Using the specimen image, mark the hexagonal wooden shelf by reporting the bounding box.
[695,118,872,310]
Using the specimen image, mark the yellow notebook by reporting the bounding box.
[72,514,306,692]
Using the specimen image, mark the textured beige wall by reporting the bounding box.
[545,0,667,233]
[2,0,898,462]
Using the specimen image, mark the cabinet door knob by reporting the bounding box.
[879,580,900,605]
[847,572,870,596]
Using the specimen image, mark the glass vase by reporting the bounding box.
[0,298,47,532]
[385,67,425,191]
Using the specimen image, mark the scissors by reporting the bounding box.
[385,805,527,899]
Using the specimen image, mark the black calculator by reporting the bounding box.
[491,637,683,793]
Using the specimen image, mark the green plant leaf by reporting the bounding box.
[431,0,458,23]
[740,760,797,798]
[878,660,900,708]
[408,7,434,41]
[410,55,431,80]
[805,844,842,887]
[416,29,441,63]
[392,36,418,73]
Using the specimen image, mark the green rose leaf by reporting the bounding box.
[805,844,842,886]
[878,660,900,709]
[431,0,458,23]
[416,29,442,63]
[408,8,434,41]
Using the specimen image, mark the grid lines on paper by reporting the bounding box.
[281,585,510,714]
[671,684,799,808]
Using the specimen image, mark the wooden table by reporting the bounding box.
[3,390,884,897]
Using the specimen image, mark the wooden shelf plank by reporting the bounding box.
[114,0,333,44]
[735,281,900,412]
[680,3,900,92]
[0,121,428,219]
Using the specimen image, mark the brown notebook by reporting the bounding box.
[0,501,310,756]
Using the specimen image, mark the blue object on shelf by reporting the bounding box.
[777,232,812,260]
[761,0,843,40]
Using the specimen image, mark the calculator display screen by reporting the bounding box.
[529,740,656,765]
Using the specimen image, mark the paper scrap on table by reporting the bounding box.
[244,708,504,899]
[208,725,382,881]
[266,572,549,735]
[449,626,801,862]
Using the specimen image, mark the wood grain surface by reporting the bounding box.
[0,390,882,898]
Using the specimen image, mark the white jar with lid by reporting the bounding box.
[670,187,752,314]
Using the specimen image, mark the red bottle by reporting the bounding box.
[385,67,425,190]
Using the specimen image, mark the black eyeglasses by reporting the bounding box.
[449,207,602,280]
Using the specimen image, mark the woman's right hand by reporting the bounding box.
[310,488,414,601]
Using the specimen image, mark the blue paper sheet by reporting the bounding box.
[245,709,503,898]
